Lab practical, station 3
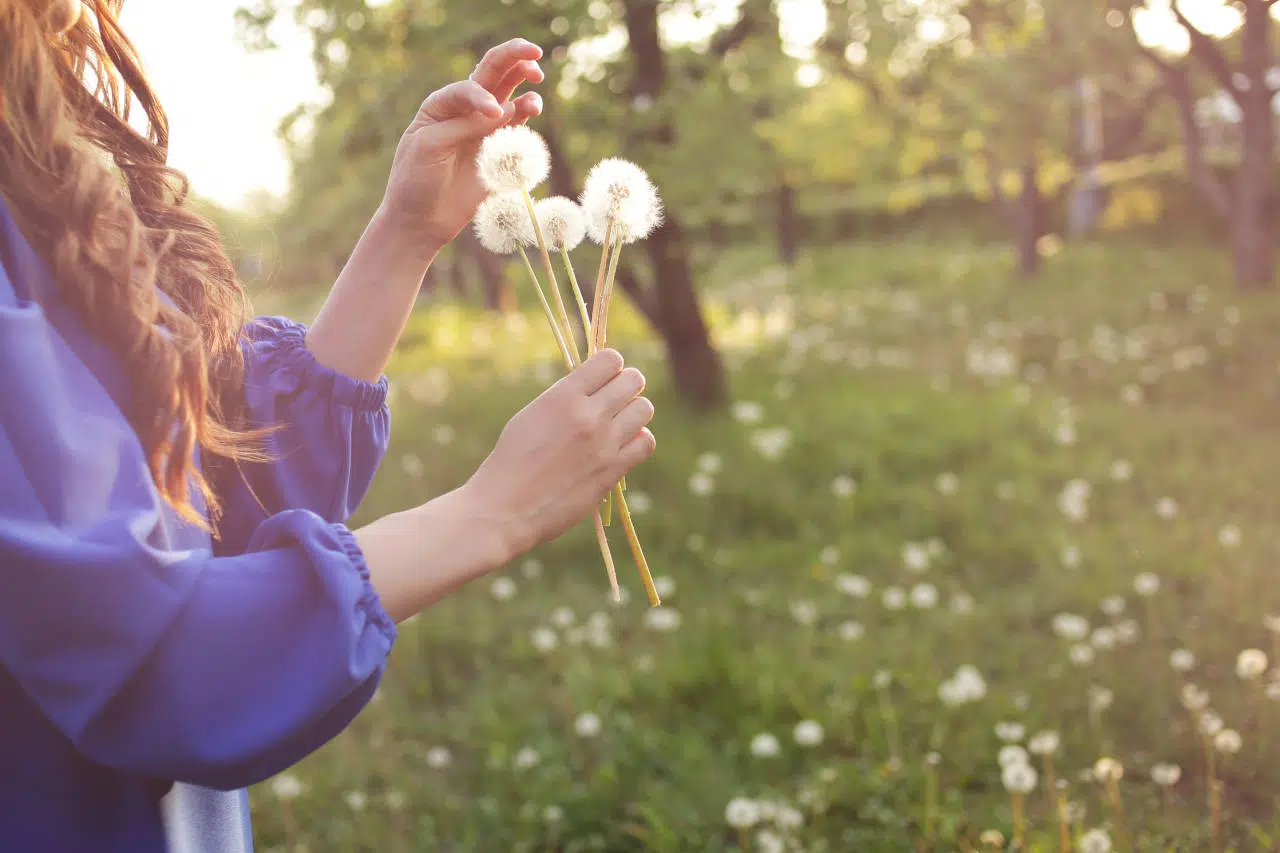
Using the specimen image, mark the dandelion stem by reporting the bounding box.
[1055,787,1070,853]
[875,682,903,767]
[560,247,593,349]
[1011,792,1025,851]
[613,483,659,607]
[589,216,615,353]
[595,235,624,352]
[924,761,938,841]
[593,508,620,602]
[522,190,578,363]
[517,248,575,370]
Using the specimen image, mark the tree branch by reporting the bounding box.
[1171,0,1242,103]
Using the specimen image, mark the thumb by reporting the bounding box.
[424,101,516,150]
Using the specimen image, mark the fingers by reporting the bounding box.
[593,367,646,416]
[421,80,503,122]
[563,348,625,396]
[616,428,657,472]
[470,38,543,93]
[510,90,543,124]
[611,395,655,445]
[493,59,545,103]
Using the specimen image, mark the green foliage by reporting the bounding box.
[247,239,1280,851]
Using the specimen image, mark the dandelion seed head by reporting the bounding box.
[725,797,760,829]
[1001,761,1037,793]
[534,196,587,251]
[1028,731,1060,756]
[1180,683,1210,711]
[1093,757,1123,782]
[750,732,781,758]
[477,125,550,192]
[1080,828,1112,853]
[1213,728,1241,754]
[794,720,824,747]
[998,745,1029,767]
[475,192,535,254]
[1237,648,1268,680]
[581,158,663,245]
[1150,762,1181,787]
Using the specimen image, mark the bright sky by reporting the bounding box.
[116,0,1242,211]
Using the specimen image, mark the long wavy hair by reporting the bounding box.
[0,0,271,532]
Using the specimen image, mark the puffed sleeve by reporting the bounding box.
[0,269,396,791]
[214,316,390,554]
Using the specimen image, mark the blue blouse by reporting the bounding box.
[0,200,397,853]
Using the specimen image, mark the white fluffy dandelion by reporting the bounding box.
[1028,731,1060,756]
[1080,828,1113,853]
[1214,729,1242,754]
[999,745,1030,768]
[793,720,824,747]
[1093,757,1124,782]
[725,797,760,829]
[474,192,535,254]
[1150,762,1181,787]
[533,196,587,251]
[580,157,663,245]
[1001,761,1038,793]
[476,125,550,193]
[1237,648,1268,680]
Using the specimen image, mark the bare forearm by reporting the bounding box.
[304,206,446,383]
[352,484,519,624]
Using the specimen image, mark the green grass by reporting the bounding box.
[247,238,1280,853]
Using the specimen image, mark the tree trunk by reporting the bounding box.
[647,215,727,409]
[618,0,728,409]
[1015,155,1041,277]
[1233,3,1274,289]
[776,179,799,266]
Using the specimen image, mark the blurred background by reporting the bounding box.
[124,1,1280,850]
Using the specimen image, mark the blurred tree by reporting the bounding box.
[1114,0,1278,289]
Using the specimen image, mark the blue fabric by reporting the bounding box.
[0,199,396,853]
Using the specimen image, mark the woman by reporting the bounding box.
[0,2,657,851]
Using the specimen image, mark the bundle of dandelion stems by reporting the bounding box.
[474,127,661,607]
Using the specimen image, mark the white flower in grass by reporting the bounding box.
[530,627,558,652]
[1100,596,1126,617]
[1053,613,1090,640]
[1001,761,1037,793]
[995,722,1025,742]
[873,670,892,689]
[1214,729,1242,754]
[882,586,907,610]
[1267,681,1280,702]
[533,196,586,251]
[384,790,406,812]
[1198,711,1224,737]
[1114,619,1140,644]
[776,805,804,830]
[543,805,563,823]
[1265,614,1280,634]
[574,712,602,738]
[1133,572,1160,597]
[831,475,856,497]
[794,720,824,747]
[521,558,542,578]
[644,607,681,632]
[1110,458,1133,481]
[1219,524,1242,548]
[689,471,715,496]
[474,192,534,254]
[1080,828,1112,853]
[1061,544,1082,569]
[580,158,663,244]
[1237,649,1268,680]
[910,582,939,609]
[1155,497,1178,519]
[725,798,760,829]
[1029,731,1060,756]
[270,773,305,801]
[653,576,676,599]
[696,451,722,473]
[750,732,781,758]
[1150,763,1181,787]
[751,427,791,459]
[343,790,366,811]
[1093,757,1123,782]
[1069,644,1096,666]
[400,453,424,478]
[756,829,785,853]
[836,573,871,598]
[551,606,575,628]
[1170,648,1195,672]
[731,400,764,423]
[903,542,930,572]
[477,125,550,193]
[513,747,540,770]
[490,577,516,601]
[1180,684,1210,711]
[837,620,864,641]
[998,745,1029,767]
[425,746,452,769]
[1087,685,1114,714]
[936,472,959,494]
[950,592,975,615]
[789,600,818,625]
[1090,627,1117,650]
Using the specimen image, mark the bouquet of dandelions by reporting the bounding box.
[473,124,663,607]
